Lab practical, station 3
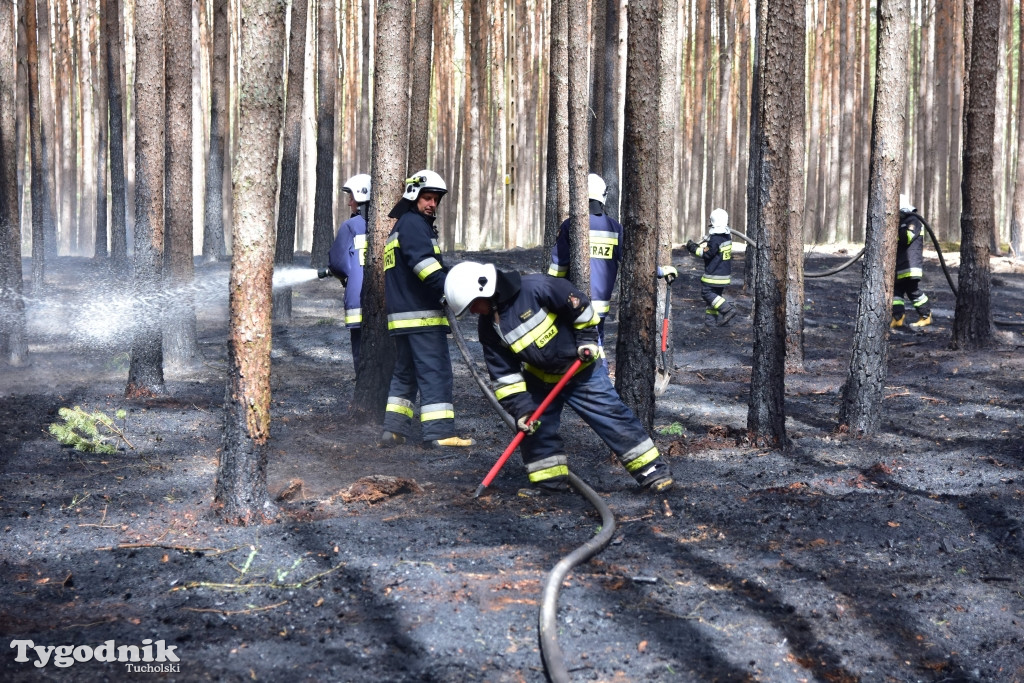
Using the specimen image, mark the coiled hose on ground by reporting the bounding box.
[445,306,617,683]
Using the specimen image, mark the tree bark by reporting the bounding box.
[25,0,49,289]
[542,0,568,264]
[0,0,28,365]
[94,0,110,259]
[310,0,337,269]
[201,0,228,263]
[599,0,620,221]
[1010,0,1024,260]
[839,0,909,435]
[655,0,679,379]
[216,0,288,524]
[953,0,997,350]
[352,0,410,420]
[126,0,167,398]
[273,0,309,323]
[163,0,198,369]
[105,0,128,267]
[407,0,433,172]
[565,0,589,293]
[615,0,659,429]
[746,0,803,448]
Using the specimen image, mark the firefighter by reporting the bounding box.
[326,174,370,370]
[547,174,622,348]
[891,195,932,329]
[686,208,737,326]
[380,170,475,449]
[444,261,674,494]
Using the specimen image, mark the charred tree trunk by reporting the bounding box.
[746,0,803,448]
[615,0,659,429]
[600,0,620,221]
[352,0,410,419]
[126,0,167,398]
[216,0,287,524]
[839,0,910,435]
[273,0,309,322]
[953,0,997,349]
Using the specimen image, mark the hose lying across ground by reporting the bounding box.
[445,306,617,682]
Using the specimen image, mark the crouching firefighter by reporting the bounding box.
[444,262,674,493]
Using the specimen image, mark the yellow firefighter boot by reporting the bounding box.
[909,313,932,328]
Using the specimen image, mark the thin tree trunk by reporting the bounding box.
[0,0,28,365]
[273,0,309,322]
[600,0,620,221]
[747,0,803,447]
[163,0,198,369]
[1010,0,1024,260]
[310,0,337,268]
[542,0,568,260]
[26,0,48,289]
[408,0,432,172]
[655,0,679,381]
[105,0,128,266]
[352,0,410,419]
[216,0,288,524]
[126,0,167,398]
[953,0,997,350]
[202,0,227,262]
[566,0,589,293]
[36,0,57,261]
[95,0,110,259]
[839,0,909,434]
[615,0,659,429]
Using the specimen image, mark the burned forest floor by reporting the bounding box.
[2,245,1024,682]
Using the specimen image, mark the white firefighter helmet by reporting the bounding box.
[444,261,497,316]
[587,174,608,204]
[342,174,371,203]
[899,194,916,213]
[709,208,729,233]
[403,170,448,202]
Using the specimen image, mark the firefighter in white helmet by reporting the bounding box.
[548,173,678,351]
[445,261,674,494]
[686,208,737,326]
[380,170,475,449]
[325,173,371,370]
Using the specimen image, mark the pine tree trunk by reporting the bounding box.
[615,0,659,429]
[94,0,110,259]
[105,0,128,267]
[953,0,997,350]
[1010,0,1024,261]
[202,0,228,263]
[566,0,589,293]
[0,0,28,365]
[599,0,620,221]
[126,0,167,398]
[747,0,804,448]
[408,0,433,173]
[310,0,337,269]
[272,0,309,323]
[542,0,568,259]
[351,0,410,420]
[216,0,287,524]
[163,0,198,369]
[838,0,909,435]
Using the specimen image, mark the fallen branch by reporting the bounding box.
[96,542,233,556]
[181,601,289,616]
[169,562,346,593]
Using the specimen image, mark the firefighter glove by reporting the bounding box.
[517,414,540,436]
[686,240,699,255]
[657,265,678,284]
[577,343,600,362]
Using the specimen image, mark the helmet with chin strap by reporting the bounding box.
[444,262,497,316]
[403,170,448,202]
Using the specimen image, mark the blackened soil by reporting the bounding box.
[1,248,1023,682]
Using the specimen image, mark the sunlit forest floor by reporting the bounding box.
[1,247,1022,681]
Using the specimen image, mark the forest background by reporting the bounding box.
[4,0,1024,262]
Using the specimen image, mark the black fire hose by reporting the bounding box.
[445,305,617,682]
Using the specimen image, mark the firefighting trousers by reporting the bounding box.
[700,283,734,315]
[519,362,661,483]
[382,330,456,441]
[892,278,930,317]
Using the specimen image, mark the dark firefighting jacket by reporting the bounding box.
[384,209,448,335]
[328,212,366,328]
[896,211,925,280]
[547,212,624,318]
[696,232,732,286]
[477,273,600,421]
